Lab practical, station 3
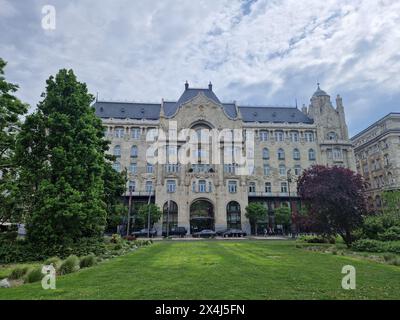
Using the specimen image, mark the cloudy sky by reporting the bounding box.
[1,0,399,136]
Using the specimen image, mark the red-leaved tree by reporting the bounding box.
[297,165,368,247]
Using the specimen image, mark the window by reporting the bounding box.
[308,148,316,160]
[275,131,284,142]
[227,201,241,229]
[280,182,288,193]
[278,148,285,160]
[112,161,121,172]
[198,180,206,193]
[327,131,337,140]
[228,181,237,193]
[249,182,256,193]
[305,131,315,142]
[263,164,270,175]
[131,127,141,139]
[146,163,154,173]
[145,181,153,193]
[146,128,158,141]
[192,181,196,192]
[130,146,138,158]
[263,148,270,159]
[279,164,286,176]
[165,164,180,173]
[293,148,300,160]
[260,130,269,141]
[129,162,137,174]
[167,180,176,193]
[290,131,299,142]
[128,181,135,192]
[113,145,121,157]
[265,182,272,193]
[294,165,301,176]
[114,127,125,138]
[333,148,342,160]
[224,164,236,174]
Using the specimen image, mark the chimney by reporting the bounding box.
[208,81,213,91]
[185,81,189,90]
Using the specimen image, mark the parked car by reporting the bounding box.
[131,228,157,238]
[192,229,216,238]
[217,229,247,237]
[162,227,187,238]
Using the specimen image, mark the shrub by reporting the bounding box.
[44,257,62,271]
[9,266,29,280]
[24,267,44,283]
[352,239,400,254]
[352,239,386,252]
[378,226,400,241]
[389,258,400,266]
[297,235,334,244]
[0,231,18,242]
[383,253,396,262]
[110,234,122,244]
[79,255,97,269]
[59,255,80,275]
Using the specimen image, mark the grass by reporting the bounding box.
[0,240,399,299]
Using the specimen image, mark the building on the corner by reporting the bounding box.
[94,82,355,235]
[351,113,400,211]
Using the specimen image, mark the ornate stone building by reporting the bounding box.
[94,83,354,235]
[351,113,400,211]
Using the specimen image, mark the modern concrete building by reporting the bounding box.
[351,113,400,211]
[94,83,354,235]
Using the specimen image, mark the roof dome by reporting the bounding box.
[312,83,329,97]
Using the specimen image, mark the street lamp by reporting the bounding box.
[286,169,296,239]
[126,188,133,237]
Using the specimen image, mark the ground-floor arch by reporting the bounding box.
[190,199,214,233]
[226,201,241,229]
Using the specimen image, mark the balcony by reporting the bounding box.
[124,190,155,197]
[248,191,299,198]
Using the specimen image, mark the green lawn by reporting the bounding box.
[0,240,399,300]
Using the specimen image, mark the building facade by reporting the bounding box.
[351,113,400,211]
[94,83,355,235]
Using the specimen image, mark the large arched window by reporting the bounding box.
[227,201,241,229]
[163,201,178,232]
[263,148,270,159]
[308,148,316,160]
[113,145,121,157]
[278,148,285,160]
[293,148,300,160]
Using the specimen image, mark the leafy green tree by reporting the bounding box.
[15,69,124,250]
[274,206,291,234]
[382,190,400,218]
[0,58,28,224]
[245,202,267,235]
[137,204,162,228]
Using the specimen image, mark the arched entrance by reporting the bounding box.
[162,201,178,232]
[226,201,241,229]
[190,199,214,233]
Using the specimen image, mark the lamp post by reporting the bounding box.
[287,169,296,239]
[126,188,133,237]
[146,183,153,238]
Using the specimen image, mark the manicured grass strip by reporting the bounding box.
[0,241,399,300]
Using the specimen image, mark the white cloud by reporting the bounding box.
[0,0,399,135]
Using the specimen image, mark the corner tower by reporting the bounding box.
[307,84,355,170]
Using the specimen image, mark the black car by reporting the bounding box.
[192,229,216,238]
[218,228,247,237]
[131,228,157,238]
[162,227,187,238]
